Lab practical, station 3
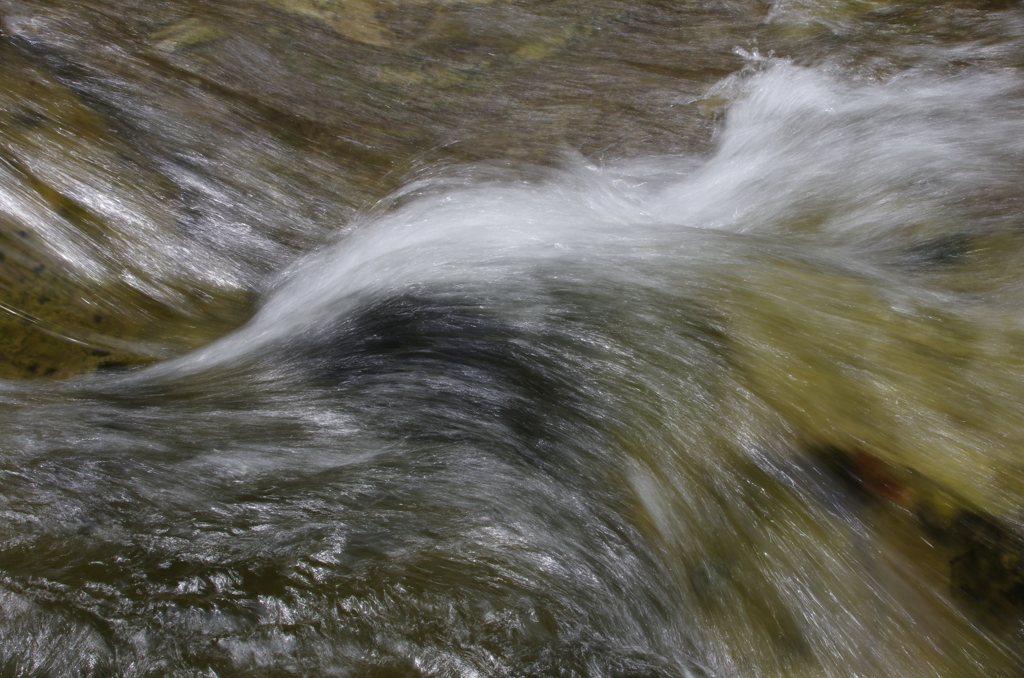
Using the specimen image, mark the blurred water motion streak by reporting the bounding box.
[1,0,1024,676]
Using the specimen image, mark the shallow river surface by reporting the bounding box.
[3,0,1024,676]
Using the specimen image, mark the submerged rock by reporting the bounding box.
[816,444,1024,620]
[0,42,256,377]
[950,513,1024,619]
[723,255,1024,519]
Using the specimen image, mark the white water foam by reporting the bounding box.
[151,59,1024,376]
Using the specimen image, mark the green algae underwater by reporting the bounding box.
[2,0,1024,676]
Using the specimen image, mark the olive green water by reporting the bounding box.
[2,0,1024,676]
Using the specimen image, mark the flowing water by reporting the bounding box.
[2,0,1024,676]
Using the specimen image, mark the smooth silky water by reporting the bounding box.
[1,0,1024,676]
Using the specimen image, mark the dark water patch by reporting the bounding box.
[297,291,601,473]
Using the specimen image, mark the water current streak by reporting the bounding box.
[2,0,1024,676]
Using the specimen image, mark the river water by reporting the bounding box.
[2,0,1024,676]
